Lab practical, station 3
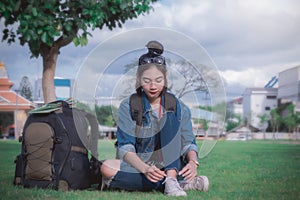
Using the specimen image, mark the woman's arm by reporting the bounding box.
[116,98,137,159]
[186,150,199,167]
[178,102,199,182]
[179,102,199,159]
[179,150,199,182]
[123,152,149,173]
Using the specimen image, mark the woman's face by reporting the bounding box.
[141,66,165,102]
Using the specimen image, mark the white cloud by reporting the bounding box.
[1,0,300,100]
[221,68,268,88]
[220,61,298,98]
[125,0,300,69]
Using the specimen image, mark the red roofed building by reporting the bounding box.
[0,62,34,139]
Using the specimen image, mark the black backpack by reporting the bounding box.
[13,100,100,190]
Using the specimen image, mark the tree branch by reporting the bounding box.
[55,30,77,48]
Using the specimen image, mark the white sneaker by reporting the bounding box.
[164,177,187,196]
[180,176,209,191]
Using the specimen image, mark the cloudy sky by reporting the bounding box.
[1,0,299,101]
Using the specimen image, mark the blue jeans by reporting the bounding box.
[109,171,165,192]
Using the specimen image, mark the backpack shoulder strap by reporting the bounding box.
[164,92,177,114]
[129,92,177,126]
[129,93,143,126]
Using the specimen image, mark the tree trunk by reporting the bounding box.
[42,46,59,104]
[40,34,75,104]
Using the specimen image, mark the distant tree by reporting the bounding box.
[169,60,210,98]
[258,113,269,139]
[95,105,117,127]
[199,105,212,112]
[270,108,281,139]
[74,101,93,114]
[201,119,209,136]
[283,104,298,133]
[270,108,281,138]
[226,113,242,132]
[18,76,33,101]
[294,111,300,134]
[0,0,158,103]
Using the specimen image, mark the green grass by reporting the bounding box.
[0,139,299,200]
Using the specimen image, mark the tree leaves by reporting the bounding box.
[41,32,48,43]
[1,0,157,58]
[73,33,88,47]
[1,0,158,103]
[31,7,37,17]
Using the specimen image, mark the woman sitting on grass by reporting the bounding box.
[100,41,209,197]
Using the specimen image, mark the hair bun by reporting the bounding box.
[146,41,164,53]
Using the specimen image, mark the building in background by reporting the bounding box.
[277,65,300,112]
[241,65,300,131]
[227,97,243,117]
[0,62,34,139]
[242,87,278,130]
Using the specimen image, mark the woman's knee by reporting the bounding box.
[100,159,120,177]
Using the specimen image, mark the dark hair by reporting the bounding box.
[135,63,168,96]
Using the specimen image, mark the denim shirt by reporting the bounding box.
[117,92,198,172]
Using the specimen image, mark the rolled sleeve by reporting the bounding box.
[182,143,198,160]
[116,98,137,159]
[118,143,136,160]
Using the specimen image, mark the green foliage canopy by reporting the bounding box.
[0,0,158,103]
[0,0,157,58]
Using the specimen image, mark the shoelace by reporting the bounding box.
[163,177,183,189]
[162,177,174,184]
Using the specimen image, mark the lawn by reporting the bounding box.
[0,139,299,200]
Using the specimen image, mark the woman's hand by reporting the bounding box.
[178,161,198,183]
[144,165,165,183]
